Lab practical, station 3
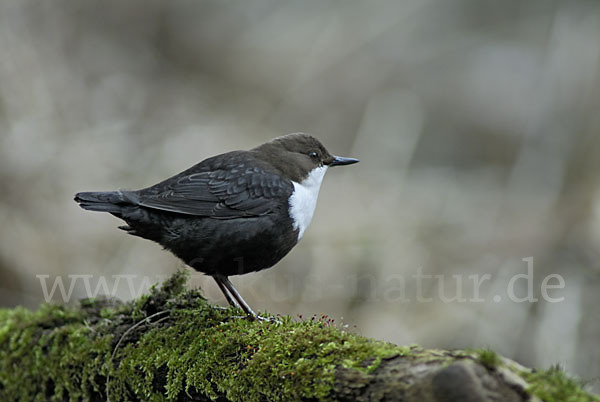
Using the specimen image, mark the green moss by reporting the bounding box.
[476,348,501,369]
[1,270,598,401]
[523,365,600,402]
[112,307,406,401]
[0,302,110,401]
[0,271,405,401]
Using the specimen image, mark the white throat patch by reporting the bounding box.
[288,166,328,240]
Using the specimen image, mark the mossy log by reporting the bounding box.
[0,271,597,402]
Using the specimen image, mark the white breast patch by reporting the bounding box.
[288,166,328,240]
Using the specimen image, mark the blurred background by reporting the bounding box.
[1,0,599,391]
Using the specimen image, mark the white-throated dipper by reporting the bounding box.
[75,133,358,319]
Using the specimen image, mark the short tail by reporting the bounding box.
[74,190,138,213]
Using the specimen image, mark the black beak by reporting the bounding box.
[329,156,359,167]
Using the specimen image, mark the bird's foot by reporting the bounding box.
[251,314,281,323]
[224,313,282,324]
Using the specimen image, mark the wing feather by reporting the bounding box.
[133,153,293,218]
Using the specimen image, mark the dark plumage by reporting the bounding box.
[75,133,358,318]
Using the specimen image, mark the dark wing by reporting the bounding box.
[134,155,293,219]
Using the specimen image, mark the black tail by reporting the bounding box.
[74,191,137,213]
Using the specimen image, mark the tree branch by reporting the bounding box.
[0,271,596,401]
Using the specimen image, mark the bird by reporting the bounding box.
[75,133,359,319]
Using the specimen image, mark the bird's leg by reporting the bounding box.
[213,275,240,308]
[214,275,278,322]
[219,276,258,318]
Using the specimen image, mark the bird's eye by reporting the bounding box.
[308,151,318,159]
